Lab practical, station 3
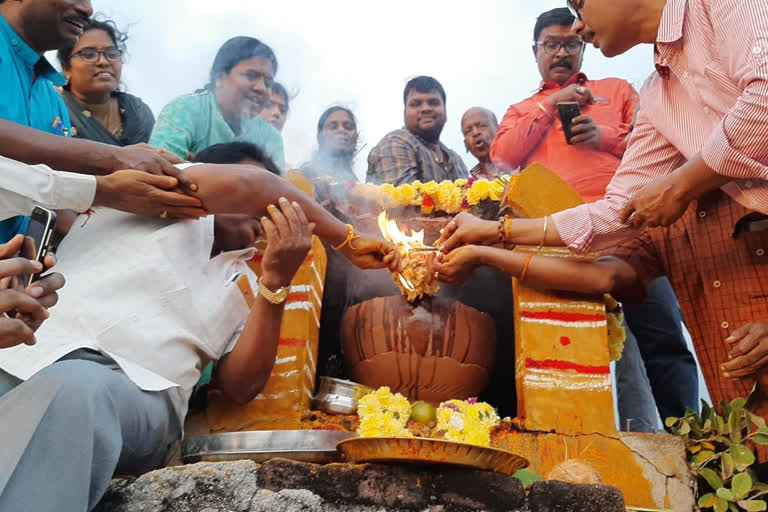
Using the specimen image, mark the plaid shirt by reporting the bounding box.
[366,128,468,185]
[611,191,768,409]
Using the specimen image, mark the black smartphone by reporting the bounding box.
[20,206,57,287]
[557,102,582,145]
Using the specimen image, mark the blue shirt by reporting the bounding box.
[0,14,71,242]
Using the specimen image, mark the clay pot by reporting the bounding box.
[342,295,497,403]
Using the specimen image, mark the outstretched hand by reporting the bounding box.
[112,143,198,191]
[338,233,400,272]
[437,212,498,254]
[432,246,483,285]
[722,322,768,379]
[619,174,691,229]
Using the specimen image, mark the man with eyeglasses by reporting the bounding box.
[491,8,638,203]
[489,8,699,430]
[0,0,203,244]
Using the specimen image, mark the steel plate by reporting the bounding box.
[182,430,355,464]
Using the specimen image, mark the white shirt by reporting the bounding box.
[0,208,258,424]
[0,155,96,220]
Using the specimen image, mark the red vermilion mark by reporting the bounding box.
[525,358,610,375]
[279,338,307,347]
[287,293,310,302]
[520,311,606,322]
[560,336,571,346]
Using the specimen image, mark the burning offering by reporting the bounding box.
[377,211,439,302]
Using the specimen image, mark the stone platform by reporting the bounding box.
[95,458,626,512]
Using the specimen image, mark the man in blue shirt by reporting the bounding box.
[0,0,92,241]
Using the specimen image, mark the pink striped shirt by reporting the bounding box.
[553,0,768,253]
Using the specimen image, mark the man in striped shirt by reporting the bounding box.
[438,0,768,422]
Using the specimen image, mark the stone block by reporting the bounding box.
[528,481,625,512]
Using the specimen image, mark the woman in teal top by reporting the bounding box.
[150,36,285,172]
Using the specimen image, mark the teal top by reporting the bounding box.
[0,14,71,242]
[149,90,285,172]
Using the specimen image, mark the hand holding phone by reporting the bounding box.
[20,206,57,288]
[557,102,582,145]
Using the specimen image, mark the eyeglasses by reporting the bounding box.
[71,48,124,63]
[535,39,585,55]
[567,0,584,20]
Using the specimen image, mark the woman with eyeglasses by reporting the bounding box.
[149,36,285,171]
[58,19,154,147]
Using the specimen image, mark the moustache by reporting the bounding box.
[550,60,573,70]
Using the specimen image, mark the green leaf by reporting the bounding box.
[700,468,725,491]
[738,500,768,511]
[718,487,736,501]
[730,411,744,444]
[717,497,731,512]
[694,450,717,465]
[751,414,767,430]
[679,421,692,436]
[731,444,757,470]
[732,472,753,500]
[703,400,715,422]
[665,416,679,428]
[700,492,719,508]
[723,453,736,480]
[718,416,730,435]
[513,469,542,488]
[732,397,748,411]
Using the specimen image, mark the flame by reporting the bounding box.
[377,211,426,292]
[377,211,425,253]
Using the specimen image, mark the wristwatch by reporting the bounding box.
[258,280,290,304]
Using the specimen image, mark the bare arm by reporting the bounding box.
[434,245,646,303]
[184,164,396,270]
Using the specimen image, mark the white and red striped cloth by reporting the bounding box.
[553,0,768,253]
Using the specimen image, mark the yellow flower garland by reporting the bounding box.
[350,177,510,215]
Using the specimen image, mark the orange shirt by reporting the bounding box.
[490,73,638,203]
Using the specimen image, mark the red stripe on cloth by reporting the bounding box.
[250,254,264,263]
[525,358,610,375]
[287,293,310,302]
[520,311,606,322]
[279,338,307,347]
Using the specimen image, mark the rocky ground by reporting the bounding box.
[95,458,626,512]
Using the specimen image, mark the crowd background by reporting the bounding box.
[46,0,655,178]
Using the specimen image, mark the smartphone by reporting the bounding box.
[557,102,582,145]
[20,206,57,287]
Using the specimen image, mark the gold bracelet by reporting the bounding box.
[537,216,549,251]
[258,279,290,304]
[333,224,356,251]
[520,253,535,283]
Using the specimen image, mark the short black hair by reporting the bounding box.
[271,82,290,110]
[192,142,280,175]
[403,76,446,106]
[534,8,575,41]
[204,36,277,90]
[57,17,128,72]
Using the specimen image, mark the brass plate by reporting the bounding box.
[337,437,528,475]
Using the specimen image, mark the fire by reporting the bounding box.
[377,211,427,292]
[377,211,426,253]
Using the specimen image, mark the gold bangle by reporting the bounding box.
[537,216,549,250]
[504,216,513,241]
[520,253,535,283]
[333,224,356,251]
[258,280,289,304]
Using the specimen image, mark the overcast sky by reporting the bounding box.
[82,0,655,178]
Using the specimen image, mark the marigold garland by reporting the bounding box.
[350,176,511,215]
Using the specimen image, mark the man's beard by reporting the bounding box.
[412,121,445,144]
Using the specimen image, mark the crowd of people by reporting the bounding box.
[0,0,767,510]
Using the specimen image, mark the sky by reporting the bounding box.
[80,0,655,178]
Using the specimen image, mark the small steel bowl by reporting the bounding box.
[312,376,373,415]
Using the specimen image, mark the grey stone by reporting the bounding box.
[527,481,625,512]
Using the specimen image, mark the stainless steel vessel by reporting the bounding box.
[311,376,373,415]
[181,430,355,464]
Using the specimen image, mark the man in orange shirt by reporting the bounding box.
[491,8,699,430]
[491,8,637,203]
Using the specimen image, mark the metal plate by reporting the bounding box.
[337,437,528,476]
[182,430,355,464]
